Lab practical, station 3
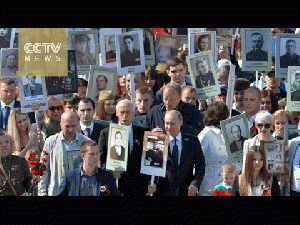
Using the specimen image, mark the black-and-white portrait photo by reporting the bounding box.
[245,31,268,61]
[195,34,211,53]
[280,38,300,68]
[0,48,18,78]
[155,33,180,64]
[229,124,247,153]
[194,56,215,89]
[0,28,12,49]
[119,33,141,68]
[23,74,43,97]
[105,35,117,63]
[73,33,96,66]
[110,131,125,161]
[144,137,164,168]
[291,71,300,101]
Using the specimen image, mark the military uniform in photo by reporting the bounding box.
[195,71,215,89]
[280,53,300,68]
[120,49,140,67]
[110,145,125,161]
[229,136,247,153]
[23,82,43,97]
[246,49,268,61]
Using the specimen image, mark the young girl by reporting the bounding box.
[212,162,236,196]
[233,146,280,196]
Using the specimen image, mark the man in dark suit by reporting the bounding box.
[59,140,120,196]
[109,131,125,161]
[246,32,268,61]
[99,99,152,196]
[120,35,141,67]
[195,57,215,88]
[144,82,204,137]
[291,72,300,101]
[77,98,109,144]
[23,75,43,97]
[0,78,35,130]
[153,110,205,196]
[229,124,247,153]
[280,39,300,68]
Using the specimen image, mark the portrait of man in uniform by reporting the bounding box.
[120,34,141,68]
[229,124,247,153]
[291,72,300,101]
[23,75,43,97]
[246,32,268,61]
[280,39,300,68]
[110,131,125,161]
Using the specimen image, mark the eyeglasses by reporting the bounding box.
[49,106,63,111]
[256,123,271,129]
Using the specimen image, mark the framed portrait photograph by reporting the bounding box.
[284,124,299,141]
[261,140,286,174]
[18,74,48,113]
[155,33,180,65]
[99,28,122,69]
[189,31,216,64]
[287,66,300,112]
[86,66,117,106]
[115,30,145,75]
[45,50,78,95]
[67,150,82,171]
[275,33,300,78]
[124,28,155,66]
[67,29,99,71]
[0,48,18,79]
[0,28,14,49]
[106,124,129,172]
[220,113,251,164]
[186,50,220,99]
[241,28,272,72]
[140,131,169,177]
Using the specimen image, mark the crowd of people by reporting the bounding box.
[1,27,300,196]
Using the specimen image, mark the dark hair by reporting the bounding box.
[78,78,88,87]
[0,77,16,86]
[62,94,81,107]
[78,97,96,110]
[204,102,229,127]
[123,35,133,44]
[166,56,186,72]
[141,65,161,95]
[260,89,279,114]
[234,78,250,92]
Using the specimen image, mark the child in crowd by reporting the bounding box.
[212,162,236,196]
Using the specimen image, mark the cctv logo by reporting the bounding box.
[24,43,62,61]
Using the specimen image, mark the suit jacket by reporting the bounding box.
[120,49,140,67]
[0,100,35,130]
[81,120,110,144]
[58,167,120,196]
[99,124,151,196]
[143,101,204,137]
[38,131,90,196]
[229,136,247,153]
[195,71,215,89]
[23,83,43,97]
[156,133,205,196]
[280,53,300,68]
[246,49,268,61]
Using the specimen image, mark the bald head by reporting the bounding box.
[60,111,78,141]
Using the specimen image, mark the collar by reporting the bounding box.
[222,182,233,190]
[80,121,94,132]
[60,131,80,142]
[181,80,187,88]
[169,132,182,144]
[80,166,98,177]
[0,100,15,109]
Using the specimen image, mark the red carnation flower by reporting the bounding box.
[29,151,36,159]
[42,150,48,155]
[40,164,46,171]
[31,168,39,175]
[38,170,44,176]
[41,157,47,162]
[28,161,39,166]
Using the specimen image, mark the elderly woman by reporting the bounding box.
[197,102,229,196]
[0,130,33,196]
[242,111,276,171]
[272,110,295,140]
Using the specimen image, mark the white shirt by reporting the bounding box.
[291,142,300,192]
[169,132,182,165]
[80,121,94,136]
[119,123,133,154]
[0,99,15,109]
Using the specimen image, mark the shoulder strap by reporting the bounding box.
[0,160,17,196]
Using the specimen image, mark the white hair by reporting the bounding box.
[116,99,136,112]
[255,110,274,125]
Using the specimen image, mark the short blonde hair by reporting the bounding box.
[221,162,237,174]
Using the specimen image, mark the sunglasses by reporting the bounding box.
[49,106,63,111]
[256,123,271,129]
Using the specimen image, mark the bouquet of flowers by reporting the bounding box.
[27,150,47,176]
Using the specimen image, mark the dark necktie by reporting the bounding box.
[3,106,10,130]
[172,138,179,167]
[85,127,91,138]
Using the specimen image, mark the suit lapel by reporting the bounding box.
[74,169,81,196]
